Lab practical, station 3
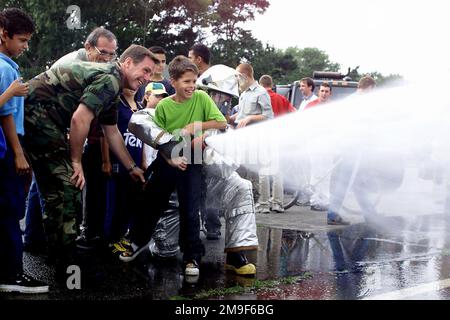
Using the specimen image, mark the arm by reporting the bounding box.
[236,114,267,128]
[0,115,30,174]
[101,124,145,183]
[69,103,95,189]
[285,97,296,113]
[228,113,237,125]
[100,136,112,176]
[0,79,29,109]
[183,120,227,136]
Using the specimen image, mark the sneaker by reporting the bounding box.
[184,260,200,276]
[119,242,148,262]
[76,235,101,250]
[327,215,351,226]
[184,274,199,284]
[0,273,49,294]
[206,229,221,240]
[310,204,328,211]
[271,203,285,213]
[296,199,310,206]
[225,252,256,276]
[109,238,131,256]
[255,203,270,214]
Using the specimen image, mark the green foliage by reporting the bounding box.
[344,66,403,86]
[170,272,314,300]
[0,0,400,84]
[285,46,340,80]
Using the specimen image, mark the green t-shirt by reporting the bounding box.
[154,90,226,135]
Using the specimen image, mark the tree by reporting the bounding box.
[285,47,340,80]
[345,67,403,86]
[1,1,401,85]
[1,0,213,78]
[251,45,297,84]
[208,0,269,65]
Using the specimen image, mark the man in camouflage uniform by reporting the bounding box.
[23,27,118,252]
[23,44,157,266]
[54,27,119,249]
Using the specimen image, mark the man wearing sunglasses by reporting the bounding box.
[53,27,117,66]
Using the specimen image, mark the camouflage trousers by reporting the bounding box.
[23,103,80,253]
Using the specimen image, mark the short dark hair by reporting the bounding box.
[85,27,117,47]
[148,46,166,55]
[0,8,35,38]
[259,75,273,88]
[300,77,315,91]
[189,43,210,65]
[358,75,376,90]
[168,55,199,80]
[320,82,332,92]
[119,44,159,64]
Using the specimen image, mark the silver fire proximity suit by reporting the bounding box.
[128,108,258,255]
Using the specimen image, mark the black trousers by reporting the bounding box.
[81,142,107,239]
[130,154,205,263]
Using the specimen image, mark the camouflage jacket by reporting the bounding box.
[26,61,122,129]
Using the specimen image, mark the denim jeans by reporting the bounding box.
[0,143,26,279]
[104,173,143,243]
[327,155,377,220]
[24,175,46,246]
[130,154,205,263]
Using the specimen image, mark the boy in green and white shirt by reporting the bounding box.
[121,56,226,278]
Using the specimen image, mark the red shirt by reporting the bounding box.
[267,89,296,117]
[304,99,322,110]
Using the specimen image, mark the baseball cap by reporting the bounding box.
[145,82,169,97]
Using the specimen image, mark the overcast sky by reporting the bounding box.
[244,0,450,80]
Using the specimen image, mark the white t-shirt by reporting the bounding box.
[298,94,318,111]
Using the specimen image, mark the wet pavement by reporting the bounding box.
[3,206,450,300]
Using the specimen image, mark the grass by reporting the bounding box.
[170,272,313,300]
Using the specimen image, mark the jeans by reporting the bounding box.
[104,173,143,243]
[130,154,205,263]
[327,155,377,220]
[24,175,46,246]
[0,143,26,279]
[81,142,107,239]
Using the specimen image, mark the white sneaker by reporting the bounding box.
[271,203,285,213]
[185,260,200,276]
[255,203,270,214]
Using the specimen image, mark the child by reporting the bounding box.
[120,56,226,278]
[142,82,169,168]
[0,78,29,159]
[103,88,146,253]
[0,7,48,294]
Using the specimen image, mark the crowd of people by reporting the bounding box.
[0,7,376,294]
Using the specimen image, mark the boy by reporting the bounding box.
[120,56,226,278]
[142,82,169,168]
[1,78,29,158]
[0,7,48,293]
